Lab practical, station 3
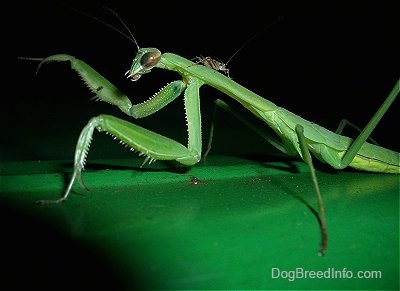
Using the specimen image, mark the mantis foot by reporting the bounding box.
[35,170,84,204]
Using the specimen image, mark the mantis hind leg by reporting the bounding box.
[340,79,399,168]
[335,119,380,146]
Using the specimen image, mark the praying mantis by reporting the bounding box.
[22,23,399,256]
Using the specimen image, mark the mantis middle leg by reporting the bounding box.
[205,99,328,254]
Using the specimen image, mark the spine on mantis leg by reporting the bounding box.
[36,113,200,204]
[36,54,134,114]
[129,81,186,118]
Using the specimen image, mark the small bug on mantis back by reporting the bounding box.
[193,55,231,77]
[192,17,283,78]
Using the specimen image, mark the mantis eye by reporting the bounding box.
[141,50,161,68]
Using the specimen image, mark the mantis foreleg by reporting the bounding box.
[33,54,203,203]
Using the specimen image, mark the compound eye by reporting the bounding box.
[140,50,161,68]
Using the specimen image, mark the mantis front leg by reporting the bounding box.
[33,54,203,203]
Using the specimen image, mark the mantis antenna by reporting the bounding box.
[61,4,141,50]
[225,16,283,67]
[193,16,283,77]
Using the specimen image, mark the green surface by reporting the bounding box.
[1,155,399,290]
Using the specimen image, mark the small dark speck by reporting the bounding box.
[96,86,103,91]
[188,176,206,185]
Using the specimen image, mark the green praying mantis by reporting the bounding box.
[22,24,399,256]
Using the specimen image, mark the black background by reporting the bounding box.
[3,1,399,162]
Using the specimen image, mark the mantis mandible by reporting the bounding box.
[23,33,399,256]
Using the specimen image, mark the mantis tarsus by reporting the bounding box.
[23,35,399,256]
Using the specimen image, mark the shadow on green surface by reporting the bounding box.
[0,201,147,290]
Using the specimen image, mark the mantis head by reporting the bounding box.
[125,48,161,81]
